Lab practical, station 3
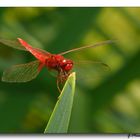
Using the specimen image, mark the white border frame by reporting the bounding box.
[0,0,140,7]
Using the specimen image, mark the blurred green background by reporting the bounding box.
[0,7,140,133]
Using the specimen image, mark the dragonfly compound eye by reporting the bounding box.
[60,59,73,71]
[63,60,73,71]
[64,63,73,71]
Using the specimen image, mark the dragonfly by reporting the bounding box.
[0,38,113,92]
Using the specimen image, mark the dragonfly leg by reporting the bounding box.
[56,68,64,93]
[56,69,70,93]
[57,78,62,93]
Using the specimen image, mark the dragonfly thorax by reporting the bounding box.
[46,54,73,72]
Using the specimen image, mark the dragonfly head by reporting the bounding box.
[60,58,73,72]
[54,55,73,72]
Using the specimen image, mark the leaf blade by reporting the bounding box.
[44,72,76,133]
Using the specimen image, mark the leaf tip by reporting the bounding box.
[69,72,76,81]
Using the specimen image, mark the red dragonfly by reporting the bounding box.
[0,38,113,92]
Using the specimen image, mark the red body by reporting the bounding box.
[18,38,73,82]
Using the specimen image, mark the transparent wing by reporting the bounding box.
[74,60,110,70]
[72,60,111,88]
[59,40,114,55]
[2,60,41,82]
[0,38,27,51]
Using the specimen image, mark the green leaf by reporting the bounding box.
[44,72,76,133]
